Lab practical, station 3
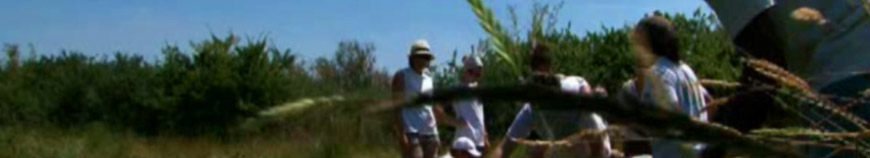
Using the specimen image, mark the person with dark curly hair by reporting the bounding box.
[628,16,709,158]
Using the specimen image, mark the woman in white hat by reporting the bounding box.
[393,39,440,158]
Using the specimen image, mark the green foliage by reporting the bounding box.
[0,35,388,135]
[313,41,389,92]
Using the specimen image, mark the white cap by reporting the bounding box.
[412,39,431,50]
[452,137,482,157]
[462,55,484,69]
[409,39,434,59]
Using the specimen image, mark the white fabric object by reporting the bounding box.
[704,0,775,38]
[400,68,438,135]
[452,137,482,157]
[679,64,709,122]
[412,39,431,50]
[452,82,486,146]
[559,76,589,94]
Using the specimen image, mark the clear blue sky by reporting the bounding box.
[0,0,711,71]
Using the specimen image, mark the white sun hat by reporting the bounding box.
[452,137,482,157]
[409,39,434,60]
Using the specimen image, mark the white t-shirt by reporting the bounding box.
[452,82,486,146]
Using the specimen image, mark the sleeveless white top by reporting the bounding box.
[400,68,438,135]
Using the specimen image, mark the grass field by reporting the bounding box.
[0,124,399,158]
[0,97,402,158]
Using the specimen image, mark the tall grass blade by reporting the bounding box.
[466,0,522,78]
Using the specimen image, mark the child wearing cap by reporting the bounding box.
[451,137,483,158]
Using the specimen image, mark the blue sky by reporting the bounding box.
[0,0,711,71]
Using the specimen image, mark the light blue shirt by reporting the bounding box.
[643,58,708,158]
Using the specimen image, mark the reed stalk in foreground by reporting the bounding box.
[466,0,522,78]
[391,84,801,157]
[743,58,869,130]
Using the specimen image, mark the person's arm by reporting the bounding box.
[433,104,466,128]
[483,129,491,148]
[580,83,593,95]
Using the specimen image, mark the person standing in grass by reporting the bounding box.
[629,16,708,158]
[393,39,440,158]
[446,55,488,156]
[493,45,612,158]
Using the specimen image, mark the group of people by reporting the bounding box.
[392,39,488,158]
[393,0,870,156]
[392,16,709,158]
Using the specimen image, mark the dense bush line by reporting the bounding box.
[0,36,388,135]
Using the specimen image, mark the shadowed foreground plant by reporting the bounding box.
[381,84,804,157]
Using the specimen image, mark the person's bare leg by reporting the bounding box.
[589,141,608,158]
[402,133,423,158]
[402,143,422,158]
[530,145,548,158]
[421,135,440,158]
[496,139,517,158]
